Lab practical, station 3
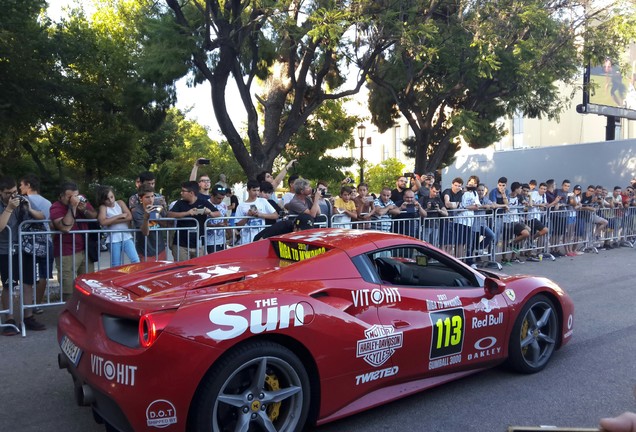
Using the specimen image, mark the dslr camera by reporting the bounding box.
[12,193,28,204]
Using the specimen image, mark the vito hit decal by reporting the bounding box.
[356,325,403,367]
[429,308,465,370]
[351,287,401,307]
[90,354,137,386]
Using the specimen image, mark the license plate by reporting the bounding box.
[60,335,83,367]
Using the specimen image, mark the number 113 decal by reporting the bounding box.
[429,308,465,359]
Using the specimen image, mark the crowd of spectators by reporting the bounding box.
[2,161,636,335]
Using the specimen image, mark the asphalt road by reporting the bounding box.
[1,246,635,432]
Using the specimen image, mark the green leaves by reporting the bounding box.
[365,0,634,173]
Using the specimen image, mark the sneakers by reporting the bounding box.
[566,252,577,257]
[23,316,46,331]
[33,307,44,315]
[526,256,541,262]
[2,319,19,336]
[511,257,524,263]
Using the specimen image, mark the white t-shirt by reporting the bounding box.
[206,201,228,247]
[235,198,275,244]
[458,190,480,226]
[529,191,546,220]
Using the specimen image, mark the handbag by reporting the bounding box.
[21,222,49,257]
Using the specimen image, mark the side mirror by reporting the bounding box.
[484,277,506,298]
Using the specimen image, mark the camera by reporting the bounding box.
[78,196,87,204]
[12,194,28,204]
[343,177,353,184]
[197,158,210,165]
[403,172,414,178]
[313,188,327,197]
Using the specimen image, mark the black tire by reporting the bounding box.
[508,294,559,373]
[192,340,311,432]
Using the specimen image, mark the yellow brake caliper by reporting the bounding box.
[265,374,281,421]
[520,319,529,355]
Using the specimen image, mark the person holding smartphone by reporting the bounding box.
[235,180,278,245]
[393,189,427,238]
[391,173,421,205]
[167,181,220,261]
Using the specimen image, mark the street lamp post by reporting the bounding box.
[357,124,366,184]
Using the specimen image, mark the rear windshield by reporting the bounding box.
[271,239,331,263]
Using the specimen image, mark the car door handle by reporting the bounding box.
[392,320,410,328]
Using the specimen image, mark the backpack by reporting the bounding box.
[21,222,49,257]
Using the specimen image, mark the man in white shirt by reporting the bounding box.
[527,182,550,260]
[235,180,278,244]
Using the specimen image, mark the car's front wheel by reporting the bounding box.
[192,340,311,432]
[508,294,559,373]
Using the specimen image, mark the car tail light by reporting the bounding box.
[139,311,175,348]
[75,283,91,296]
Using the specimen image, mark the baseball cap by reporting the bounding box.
[573,185,581,191]
[294,214,315,230]
[211,184,228,195]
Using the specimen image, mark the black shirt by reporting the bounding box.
[442,188,463,209]
[170,198,218,247]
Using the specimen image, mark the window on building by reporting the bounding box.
[394,125,401,158]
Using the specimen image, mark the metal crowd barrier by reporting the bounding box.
[0,225,20,335]
[7,206,635,335]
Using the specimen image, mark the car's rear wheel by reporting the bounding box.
[508,294,558,373]
[192,340,311,432]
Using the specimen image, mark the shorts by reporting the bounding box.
[55,252,94,297]
[503,222,527,241]
[1,253,35,288]
[528,218,546,234]
[591,214,607,225]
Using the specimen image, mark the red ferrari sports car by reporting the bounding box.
[58,229,574,432]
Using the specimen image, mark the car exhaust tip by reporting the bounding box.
[58,353,69,370]
[81,384,95,406]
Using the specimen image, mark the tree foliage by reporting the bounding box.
[365,158,405,195]
[0,0,63,156]
[281,99,358,185]
[366,0,636,173]
[144,0,393,180]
